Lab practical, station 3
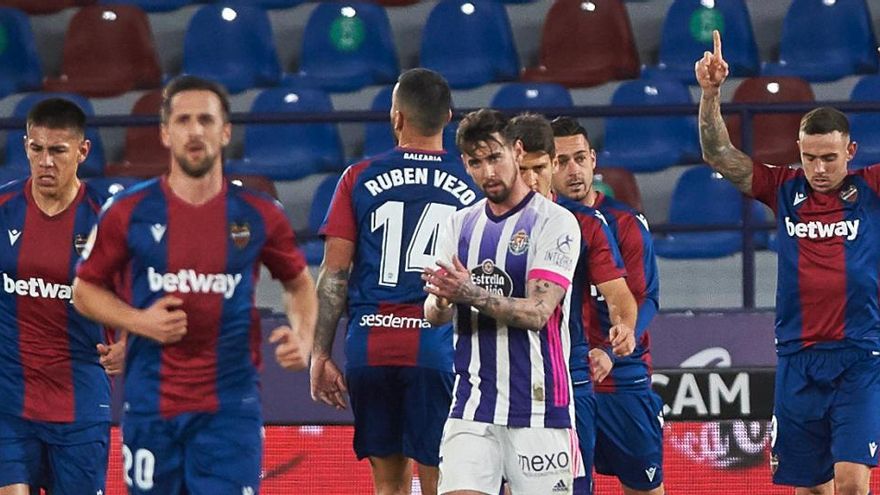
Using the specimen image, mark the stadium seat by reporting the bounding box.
[419,0,519,89]
[228,174,278,199]
[847,75,880,168]
[293,2,398,92]
[219,0,303,8]
[0,8,42,99]
[104,90,168,179]
[5,93,105,178]
[643,0,759,83]
[0,0,95,15]
[86,176,142,196]
[97,0,194,12]
[762,0,878,82]
[490,82,573,111]
[594,166,642,212]
[182,4,282,94]
[598,78,701,172]
[654,166,768,259]
[225,87,344,181]
[371,0,419,5]
[362,86,459,158]
[44,5,162,97]
[726,76,814,166]
[522,0,639,88]
[301,174,340,265]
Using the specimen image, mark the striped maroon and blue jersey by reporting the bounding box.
[752,162,880,355]
[77,177,306,419]
[556,197,627,387]
[320,147,478,372]
[0,178,111,423]
[589,192,659,392]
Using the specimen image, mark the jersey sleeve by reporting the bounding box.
[528,207,581,290]
[584,211,626,286]
[751,161,798,212]
[855,164,880,194]
[615,211,659,337]
[76,200,132,289]
[260,201,307,282]
[319,167,358,242]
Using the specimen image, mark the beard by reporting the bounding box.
[174,151,216,178]
[481,180,512,204]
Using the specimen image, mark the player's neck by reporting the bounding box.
[396,131,444,152]
[167,163,223,206]
[30,179,80,217]
[487,180,531,216]
[582,190,598,207]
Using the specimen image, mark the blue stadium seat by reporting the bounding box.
[182,4,282,93]
[848,75,880,168]
[419,0,519,89]
[301,173,341,265]
[85,176,143,196]
[98,0,195,11]
[598,78,701,172]
[490,82,573,111]
[218,0,303,8]
[654,166,768,259]
[5,93,105,178]
[225,87,344,181]
[0,8,43,98]
[762,0,878,82]
[292,2,398,92]
[643,0,759,83]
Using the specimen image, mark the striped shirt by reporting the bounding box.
[435,191,580,428]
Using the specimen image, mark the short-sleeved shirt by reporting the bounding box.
[436,191,580,428]
[77,177,306,419]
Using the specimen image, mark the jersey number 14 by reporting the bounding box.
[371,201,456,287]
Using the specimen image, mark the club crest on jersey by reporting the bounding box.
[74,233,88,255]
[840,184,858,203]
[470,259,513,297]
[508,229,529,255]
[230,222,251,249]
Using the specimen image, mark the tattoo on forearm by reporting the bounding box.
[313,267,349,356]
[469,279,560,330]
[699,93,753,194]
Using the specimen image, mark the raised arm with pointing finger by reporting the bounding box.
[695,30,754,195]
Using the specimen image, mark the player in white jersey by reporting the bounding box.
[424,109,606,495]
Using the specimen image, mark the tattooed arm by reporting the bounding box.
[423,256,566,330]
[309,236,353,410]
[696,30,754,195]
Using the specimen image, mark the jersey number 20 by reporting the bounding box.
[371,201,456,287]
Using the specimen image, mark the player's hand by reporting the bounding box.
[694,30,729,94]
[309,355,348,410]
[422,256,476,304]
[609,316,635,357]
[589,348,613,383]
[133,296,187,344]
[270,325,309,371]
[97,341,125,376]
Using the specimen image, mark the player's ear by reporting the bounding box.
[77,138,91,164]
[221,121,232,147]
[160,123,171,149]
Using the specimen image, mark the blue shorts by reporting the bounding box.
[572,381,596,495]
[594,390,664,491]
[0,413,109,494]
[122,411,262,494]
[771,347,880,487]
[347,366,453,466]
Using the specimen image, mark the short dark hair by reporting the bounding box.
[550,116,590,144]
[456,108,514,156]
[395,68,451,136]
[508,113,555,157]
[800,106,850,136]
[161,75,231,124]
[26,98,86,136]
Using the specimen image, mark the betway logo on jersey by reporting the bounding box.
[147,267,241,299]
[2,273,72,300]
[359,313,431,329]
[783,216,860,241]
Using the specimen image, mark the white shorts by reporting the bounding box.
[437,418,580,495]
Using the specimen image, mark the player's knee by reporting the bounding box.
[834,479,867,495]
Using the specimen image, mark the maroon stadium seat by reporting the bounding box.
[43,5,161,97]
[595,166,643,212]
[726,76,815,166]
[522,0,639,88]
[105,90,168,178]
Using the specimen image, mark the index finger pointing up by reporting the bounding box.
[713,29,723,59]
